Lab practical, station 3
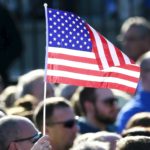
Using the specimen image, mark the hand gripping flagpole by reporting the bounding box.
[43,3,48,136]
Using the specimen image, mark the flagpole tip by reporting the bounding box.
[44,3,48,7]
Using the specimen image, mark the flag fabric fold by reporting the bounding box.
[44,7,140,94]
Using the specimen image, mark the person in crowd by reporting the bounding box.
[125,112,150,130]
[70,140,109,150]
[88,131,121,150]
[60,84,78,100]
[33,97,78,150]
[116,51,150,133]
[14,94,37,110]
[6,94,38,121]
[70,86,84,117]
[16,69,55,104]
[0,115,51,150]
[72,131,121,150]
[0,4,23,86]
[0,85,17,108]
[31,135,51,150]
[72,133,94,145]
[78,87,118,134]
[118,16,150,61]
[0,109,6,118]
[116,136,150,150]
[122,126,150,138]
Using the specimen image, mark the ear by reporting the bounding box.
[45,126,54,140]
[8,142,17,150]
[46,126,54,137]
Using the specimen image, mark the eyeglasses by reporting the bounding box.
[102,98,118,106]
[13,132,42,144]
[48,117,78,128]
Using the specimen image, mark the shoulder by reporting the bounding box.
[78,117,99,134]
[116,98,142,133]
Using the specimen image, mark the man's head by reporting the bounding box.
[16,69,55,102]
[0,115,41,150]
[33,97,78,150]
[71,141,109,150]
[119,16,150,61]
[122,127,150,138]
[116,136,150,150]
[88,131,121,150]
[125,112,150,130]
[79,88,118,127]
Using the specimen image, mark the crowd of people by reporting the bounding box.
[0,2,150,150]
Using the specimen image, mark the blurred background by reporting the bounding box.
[0,0,149,85]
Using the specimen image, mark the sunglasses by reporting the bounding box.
[102,98,118,106]
[49,117,78,128]
[13,132,42,144]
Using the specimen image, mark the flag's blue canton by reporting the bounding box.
[48,8,92,52]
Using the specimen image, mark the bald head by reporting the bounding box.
[0,115,38,150]
[16,69,55,101]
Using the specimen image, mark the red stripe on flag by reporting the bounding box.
[98,33,115,67]
[114,47,126,65]
[120,64,140,72]
[86,24,104,69]
[48,52,97,64]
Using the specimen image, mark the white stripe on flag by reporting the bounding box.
[106,39,120,66]
[122,52,131,64]
[47,70,138,88]
[48,47,95,58]
[48,58,99,70]
[89,25,109,69]
[103,67,140,78]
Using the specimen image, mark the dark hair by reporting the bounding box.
[33,97,71,130]
[117,136,150,150]
[79,88,96,115]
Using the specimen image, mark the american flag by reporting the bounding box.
[45,8,140,94]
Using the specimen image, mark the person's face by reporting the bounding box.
[121,26,150,61]
[9,122,41,150]
[47,107,78,150]
[93,89,118,124]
